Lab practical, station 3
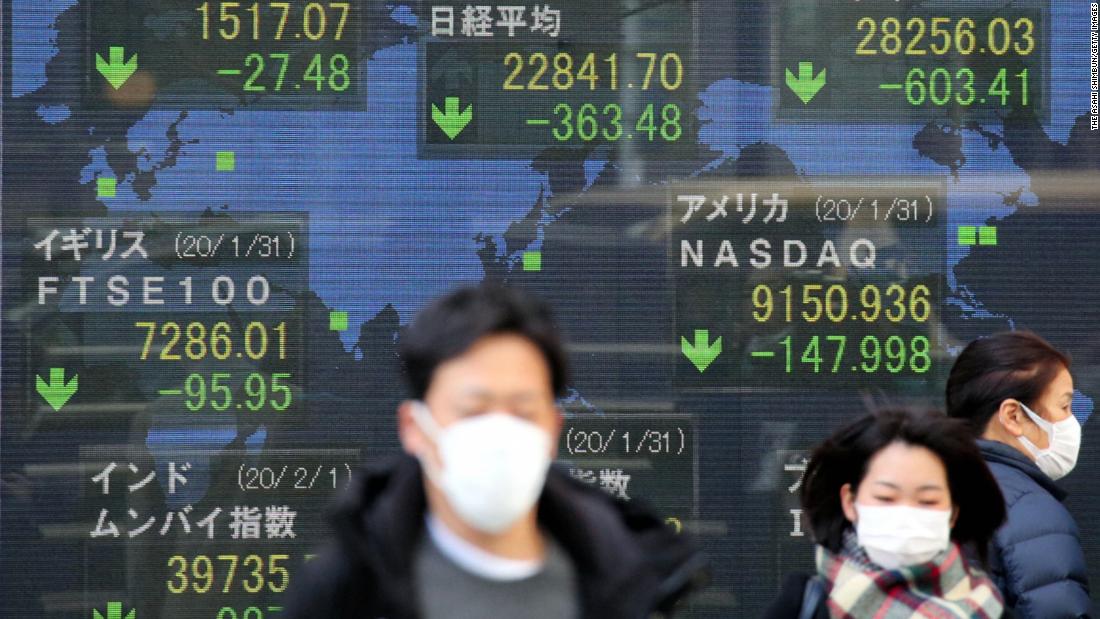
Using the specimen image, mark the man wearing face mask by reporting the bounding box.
[947,331,1092,619]
[283,285,706,619]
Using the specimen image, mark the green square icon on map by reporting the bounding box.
[523,251,542,272]
[216,151,236,172]
[957,226,977,246]
[978,226,998,246]
[329,311,349,331]
[97,177,116,199]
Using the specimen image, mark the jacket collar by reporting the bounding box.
[329,455,426,617]
[977,439,1067,501]
[328,454,707,618]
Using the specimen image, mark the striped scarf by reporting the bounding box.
[815,530,1004,619]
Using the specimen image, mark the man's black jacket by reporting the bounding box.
[282,455,708,619]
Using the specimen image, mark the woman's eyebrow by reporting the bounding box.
[916,484,946,492]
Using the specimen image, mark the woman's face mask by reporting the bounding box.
[1017,402,1081,480]
[844,442,955,570]
[854,504,952,570]
[412,402,552,534]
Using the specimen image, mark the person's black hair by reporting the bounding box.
[946,331,1071,437]
[801,408,1005,563]
[398,284,568,399]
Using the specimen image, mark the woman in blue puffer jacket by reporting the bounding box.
[947,331,1092,618]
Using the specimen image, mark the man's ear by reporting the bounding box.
[549,407,564,458]
[397,400,423,456]
[996,399,1026,438]
[840,483,857,524]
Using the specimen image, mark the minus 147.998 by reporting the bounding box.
[751,334,932,374]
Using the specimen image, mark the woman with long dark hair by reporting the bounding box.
[946,331,1091,618]
[764,409,1007,618]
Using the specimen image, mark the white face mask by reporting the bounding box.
[412,402,551,534]
[855,504,951,570]
[1017,402,1081,480]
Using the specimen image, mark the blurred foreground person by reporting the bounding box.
[284,285,706,619]
[947,331,1092,618]
[763,409,1006,619]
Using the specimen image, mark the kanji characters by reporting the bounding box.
[495,6,527,36]
[264,506,298,539]
[598,468,631,500]
[570,468,631,501]
[431,5,455,36]
[229,506,263,540]
[222,505,299,540]
[529,4,560,37]
[461,5,494,36]
[89,459,304,540]
[430,4,560,38]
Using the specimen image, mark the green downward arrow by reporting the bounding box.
[95,46,138,90]
[431,96,473,140]
[36,368,78,412]
[785,61,826,104]
[92,601,135,619]
[681,329,721,373]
